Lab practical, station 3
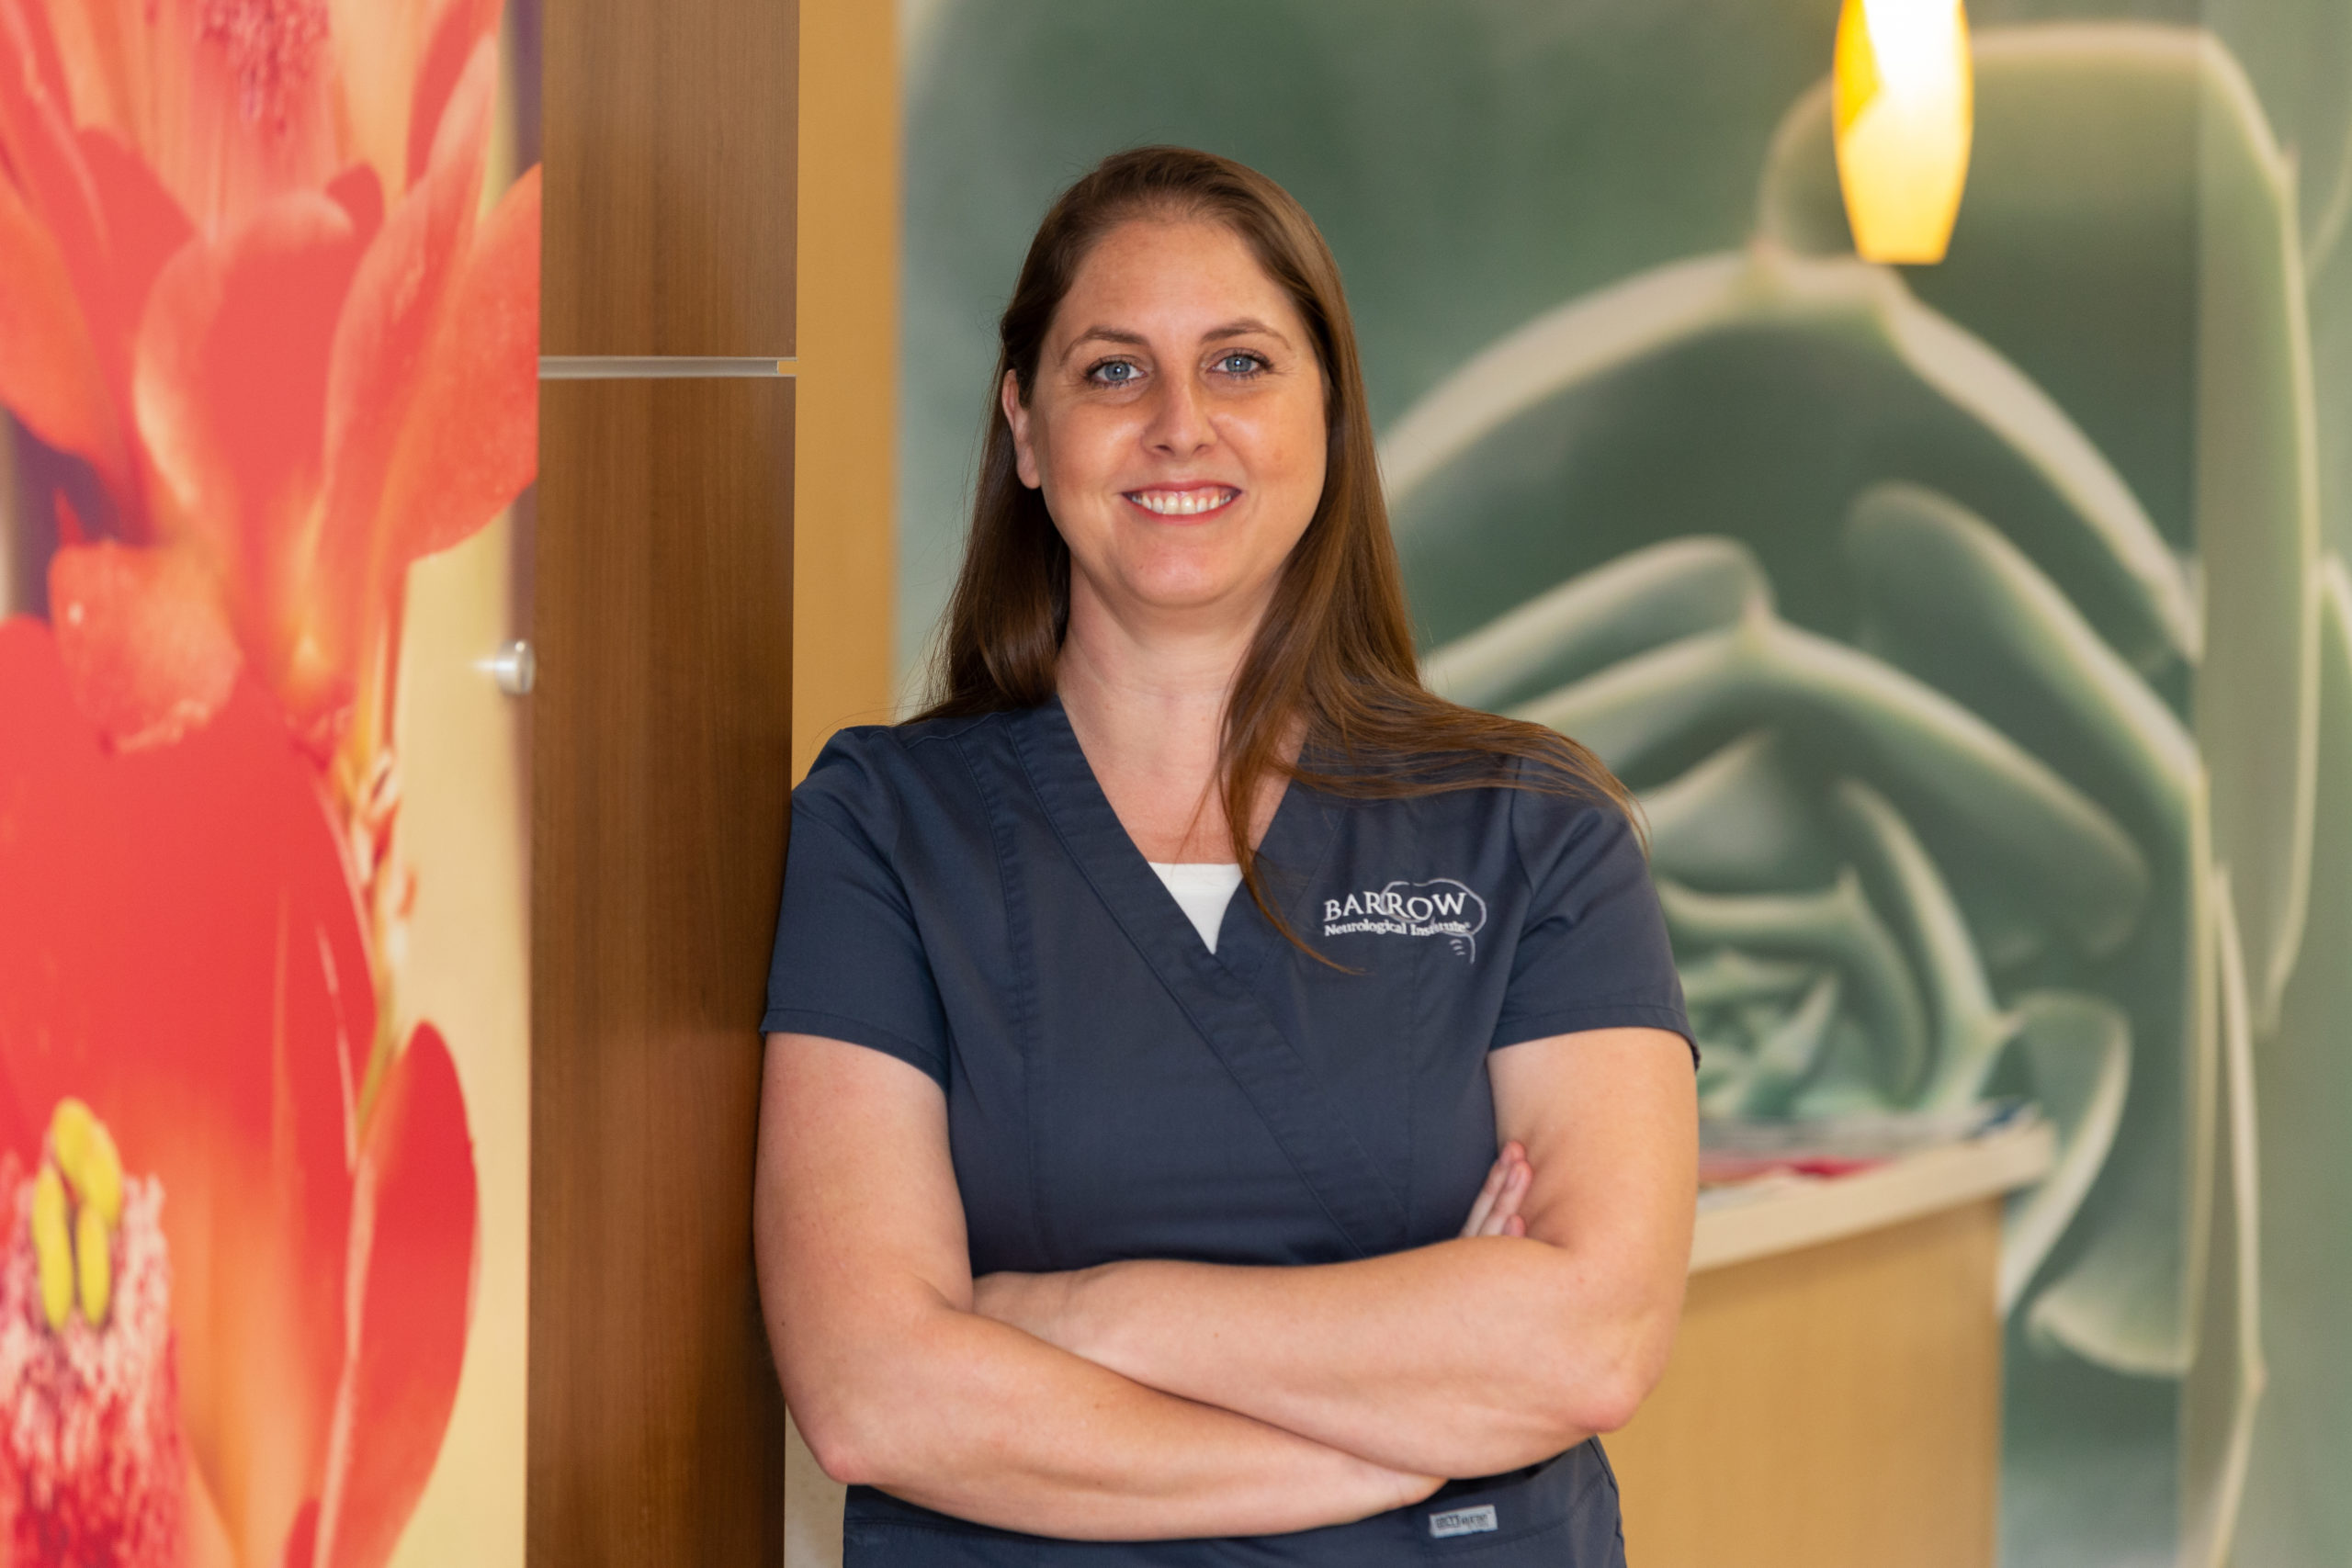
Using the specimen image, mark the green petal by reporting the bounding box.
[1383,243,2195,671]
[1675,946,1824,1010]
[1421,536,1768,712]
[1736,971,1844,1118]
[1826,778,2010,1109]
[2177,874,2267,1564]
[2027,800,2215,1380]
[2235,559,2352,1562]
[1641,730,1842,894]
[1520,610,2150,958]
[1996,992,2133,1315]
[1658,871,1927,1102]
[1846,482,2197,842]
[2191,39,2323,1040]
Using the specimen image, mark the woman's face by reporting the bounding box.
[1005,217,1329,629]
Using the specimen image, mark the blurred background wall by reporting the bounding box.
[876,3,2352,1566]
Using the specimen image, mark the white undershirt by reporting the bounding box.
[1148,862,1245,953]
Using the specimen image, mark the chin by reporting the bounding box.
[1103,547,1248,607]
[1127,580,1239,614]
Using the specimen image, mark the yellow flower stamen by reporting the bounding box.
[30,1164,72,1331]
[28,1100,126,1329]
[51,1097,123,1229]
[74,1203,110,1325]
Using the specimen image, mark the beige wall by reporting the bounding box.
[792,0,901,781]
[785,6,894,1559]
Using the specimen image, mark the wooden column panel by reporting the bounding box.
[529,378,795,1566]
[542,0,798,355]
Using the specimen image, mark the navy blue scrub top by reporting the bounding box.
[764,699,1694,1567]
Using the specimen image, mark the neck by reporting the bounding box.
[1056,576,1260,781]
[1054,571,1306,865]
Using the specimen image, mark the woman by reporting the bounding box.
[756,147,1697,1565]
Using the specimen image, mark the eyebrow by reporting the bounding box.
[1061,318,1295,363]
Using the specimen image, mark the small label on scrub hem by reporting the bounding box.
[1428,1504,1499,1539]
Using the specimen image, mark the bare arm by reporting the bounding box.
[754,1032,1444,1540]
[975,1027,1697,1480]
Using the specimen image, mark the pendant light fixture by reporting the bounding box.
[1832,0,1973,264]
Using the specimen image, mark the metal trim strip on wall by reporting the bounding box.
[538,356,797,378]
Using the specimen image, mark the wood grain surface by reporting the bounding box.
[529,378,796,1566]
[542,0,798,355]
[1607,1198,2005,1568]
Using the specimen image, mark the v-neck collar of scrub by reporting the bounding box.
[1007,696,1338,988]
[1007,697,1408,1259]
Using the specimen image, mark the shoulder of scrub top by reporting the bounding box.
[791,709,1013,857]
[1498,757,1647,903]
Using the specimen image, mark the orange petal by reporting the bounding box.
[46,540,241,750]
[0,0,102,273]
[308,39,496,694]
[77,126,195,342]
[321,39,496,525]
[0,0,191,527]
[0,616,365,1564]
[73,130,193,540]
[405,0,503,192]
[144,0,340,232]
[0,167,120,479]
[325,163,385,250]
[0,0,66,115]
[381,164,539,565]
[132,189,364,703]
[313,1025,476,1568]
[0,0,132,498]
[182,1445,237,1568]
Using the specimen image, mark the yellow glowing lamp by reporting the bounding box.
[1833,0,1973,264]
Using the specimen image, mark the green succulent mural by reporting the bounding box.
[903,4,2352,1562]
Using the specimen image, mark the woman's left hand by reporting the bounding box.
[1458,1141,1533,1238]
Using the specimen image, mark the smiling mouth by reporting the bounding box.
[1125,487,1238,517]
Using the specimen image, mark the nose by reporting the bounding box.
[1143,370,1215,461]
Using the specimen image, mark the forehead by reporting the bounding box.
[1051,217,1306,344]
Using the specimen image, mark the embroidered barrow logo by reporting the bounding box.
[1320,878,1488,961]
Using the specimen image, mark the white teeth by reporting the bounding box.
[1129,489,1235,516]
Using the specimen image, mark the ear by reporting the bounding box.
[1001,371,1042,491]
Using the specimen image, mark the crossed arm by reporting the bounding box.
[752,1026,1696,1540]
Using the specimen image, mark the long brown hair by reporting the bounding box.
[917,146,1637,942]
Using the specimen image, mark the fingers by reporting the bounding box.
[1484,1149,1532,1237]
[1460,1142,1534,1238]
[1459,1148,1511,1237]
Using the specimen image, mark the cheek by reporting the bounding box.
[1037,405,1136,494]
[1248,405,1329,509]
[1292,423,1330,499]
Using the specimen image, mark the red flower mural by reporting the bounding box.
[0,0,538,766]
[0,0,537,1561]
[0,622,478,1568]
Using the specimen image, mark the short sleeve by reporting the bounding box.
[1493,784,1698,1065]
[763,740,953,1088]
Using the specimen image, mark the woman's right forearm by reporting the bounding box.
[761,1034,1437,1540]
[786,1294,1440,1540]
